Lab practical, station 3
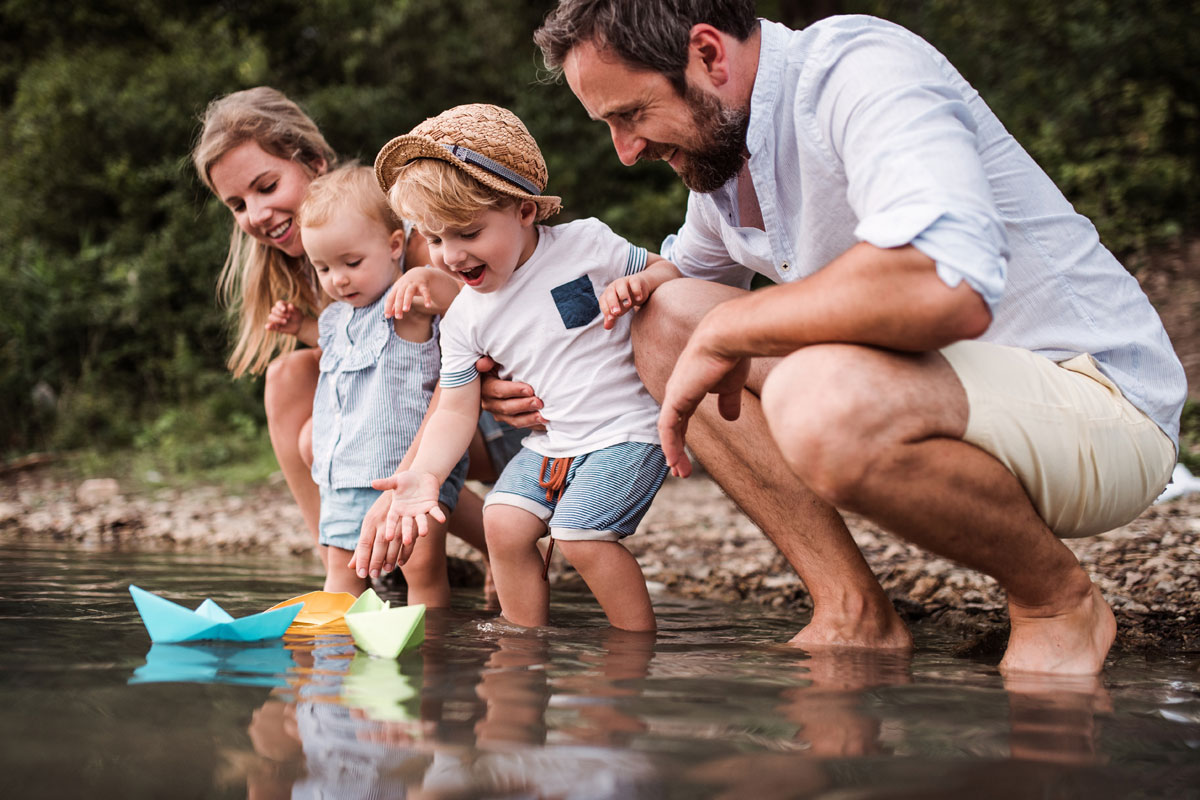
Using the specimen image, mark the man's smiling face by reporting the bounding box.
[563,39,749,193]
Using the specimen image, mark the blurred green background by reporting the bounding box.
[2,0,1197,482]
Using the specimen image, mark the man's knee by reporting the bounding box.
[632,278,747,399]
[760,347,876,506]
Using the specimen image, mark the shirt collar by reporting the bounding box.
[746,18,791,158]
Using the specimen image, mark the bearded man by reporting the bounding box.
[467,1,1189,675]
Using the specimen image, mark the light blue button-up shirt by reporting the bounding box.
[669,15,1185,445]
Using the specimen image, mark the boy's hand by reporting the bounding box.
[377,472,445,562]
[384,267,458,319]
[600,274,652,330]
[265,300,303,336]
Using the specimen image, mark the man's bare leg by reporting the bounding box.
[759,343,1115,674]
[633,280,910,649]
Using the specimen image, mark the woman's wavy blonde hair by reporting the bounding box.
[192,87,337,377]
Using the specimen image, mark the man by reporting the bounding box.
[506,0,1184,674]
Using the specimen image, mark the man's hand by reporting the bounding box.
[476,355,547,430]
[657,332,752,478]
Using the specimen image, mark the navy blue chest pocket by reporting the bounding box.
[550,275,600,329]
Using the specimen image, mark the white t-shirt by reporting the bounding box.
[439,217,661,458]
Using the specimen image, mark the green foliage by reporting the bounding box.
[1,0,1195,466]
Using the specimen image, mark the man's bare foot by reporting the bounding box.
[788,607,913,651]
[1000,582,1116,675]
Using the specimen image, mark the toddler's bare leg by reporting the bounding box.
[324,546,367,595]
[557,540,656,632]
[485,504,550,627]
[401,508,451,608]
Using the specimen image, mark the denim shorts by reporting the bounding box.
[318,453,468,550]
[484,441,668,541]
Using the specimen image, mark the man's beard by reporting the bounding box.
[645,86,749,193]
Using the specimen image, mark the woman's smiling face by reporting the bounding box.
[209,140,323,258]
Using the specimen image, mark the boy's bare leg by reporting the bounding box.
[324,546,368,594]
[401,508,452,608]
[760,344,1115,675]
[485,504,551,627]
[265,348,323,560]
[557,540,656,632]
[633,280,910,649]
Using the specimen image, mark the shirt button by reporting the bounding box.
[780,261,790,271]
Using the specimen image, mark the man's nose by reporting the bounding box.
[610,125,644,167]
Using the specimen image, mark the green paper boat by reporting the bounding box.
[341,653,419,721]
[344,588,425,658]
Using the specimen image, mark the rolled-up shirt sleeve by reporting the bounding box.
[811,28,1009,309]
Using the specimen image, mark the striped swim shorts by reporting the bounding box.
[484,441,668,541]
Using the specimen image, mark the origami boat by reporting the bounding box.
[129,585,302,643]
[266,590,358,627]
[344,588,425,658]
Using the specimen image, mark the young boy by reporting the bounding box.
[355,104,680,631]
[267,165,468,602]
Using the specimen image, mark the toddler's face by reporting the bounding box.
[209,140,319,258]
[303,210,402,307]
[419,202,538,294]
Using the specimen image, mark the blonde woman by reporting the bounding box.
[193,87,514,583]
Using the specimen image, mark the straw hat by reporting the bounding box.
[374,104,562,221]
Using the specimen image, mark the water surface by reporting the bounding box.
[2,538,1198,798]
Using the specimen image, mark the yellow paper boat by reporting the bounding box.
[267,591,358,627]
[344,588,425,659]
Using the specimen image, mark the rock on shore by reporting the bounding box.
[2,469,1197,655]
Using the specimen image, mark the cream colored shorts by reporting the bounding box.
[942,340,1175,538]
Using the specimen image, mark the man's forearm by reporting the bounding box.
[698,243,992,359]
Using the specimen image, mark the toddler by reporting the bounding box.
[356,104,680,631]
[267,165,468,603]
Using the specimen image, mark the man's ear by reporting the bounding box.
[687,24,731,88]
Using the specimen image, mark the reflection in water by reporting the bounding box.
[3,541,1200,799]
[1004,672,1112,765]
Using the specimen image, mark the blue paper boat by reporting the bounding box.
[129,584,302,643]
[129,641,296,687]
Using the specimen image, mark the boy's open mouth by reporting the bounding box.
[460,265,486,285]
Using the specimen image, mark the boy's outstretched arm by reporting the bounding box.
[600,255,681,329]
[265,300,319,346]
[349,380,481,577]
[384,266,461,320]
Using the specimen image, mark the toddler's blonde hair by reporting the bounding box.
[300,164,403,236]
[388,158,520,234]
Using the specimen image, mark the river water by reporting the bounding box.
[1,538,1198,798]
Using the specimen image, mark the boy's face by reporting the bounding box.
[420,201,538,294]
[303,209,404,307]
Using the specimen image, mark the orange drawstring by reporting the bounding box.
[537,456,573,581]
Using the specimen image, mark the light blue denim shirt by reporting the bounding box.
[311,293,441,488]
[669,15,1185,445]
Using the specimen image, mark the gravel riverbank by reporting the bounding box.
[3,467,1197,657]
